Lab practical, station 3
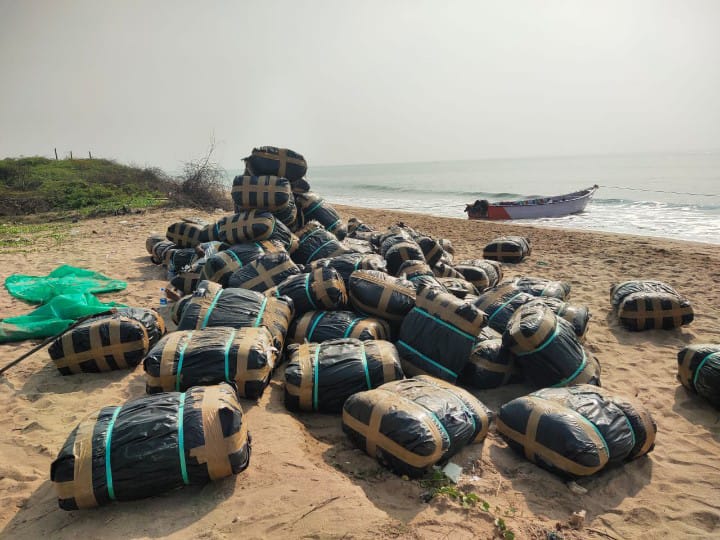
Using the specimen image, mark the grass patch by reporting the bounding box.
[0,222,69,251]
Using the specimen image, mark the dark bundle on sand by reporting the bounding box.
[348,270,416,324]
[266,266,348,314]
[227,252,301,292]
[610,280,694,331]
[51,384,250,509]
[483,236,531,263]
[287,310,391,344]
[677,344,720,408]
[284,339,403,413]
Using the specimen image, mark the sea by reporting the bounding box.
[226,152,720,245]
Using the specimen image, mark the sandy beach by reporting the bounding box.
[1,204,719,540]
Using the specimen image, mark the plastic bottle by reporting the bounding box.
[160,288,168,306]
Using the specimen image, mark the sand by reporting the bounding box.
[0,205,719,540]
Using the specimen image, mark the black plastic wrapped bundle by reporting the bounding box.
[460,338,521,389]
[348,270,416,324]
[378,227,415,257]
[341,237,376,254]
[290,177,311,193]
[416,236,450,267]
[511,276,571,300]
[483,236,531,263]
[51,384,250,510]
[294,192,347,239]
[503,303,601,388]
[271,195,298,230]
[342,375,492,478]
[610,280,694,330]
[436,277,479,299]
[287,310,391,345]
[199,244,267,287]
[383,240,424,276]
[227,252,301,293]
[397,261,445,292]
[231,175,296,228]
[284,339,404,413]
[525,297,591,340]
[438,238,454,256]
[176,281,293,351]
[146,234,166,256]
[151,240,176,265]
[432,261,463,279]
[474,284,536,333]
[244,146,307,181]
[291,222,349,264]
[397,287,487,383]
[454,259,504,292]
[266,218,298,252]
[169,266,202,295]
[677,344,720,408]
[207,210,276,244]
[49,308,166,375]
[162,247,200,271]
[347,217,375,237]
[144,327,277,399]
[309,253,387,287]
[496,385,656,477]
[266,266,347,314]
[166,220,210,248]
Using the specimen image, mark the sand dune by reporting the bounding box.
[0,205,718,539]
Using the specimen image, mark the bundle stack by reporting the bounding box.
[266,266,348,314]
[244,146,307,182]
[231,174,297,229]
[610,280,694,330]
[227,252,301,292]
[284,339,404,413]
[397,287,487,382]
[677,344,720,408]
[51,384,250,509]
[342,375,492,477]
[207,210,276,245]
[287,310,391,344]
[483,236,531,263]
[144,327,277,399]
[496,385,656,477]
[49,308,165,375]
[294,192,347,239]
[416,236,449,266]
[348,270,416,324]
[383,240,425,275]
[502,303,601,388]
[291,221,349,264]
[308,253,387,286]
[175,280,293,351]
[454,259,503,292]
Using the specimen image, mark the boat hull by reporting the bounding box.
[466,186,597,221]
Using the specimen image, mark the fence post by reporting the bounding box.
[54,148,58,160]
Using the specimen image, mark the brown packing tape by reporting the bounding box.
[278,148,287,178]
[470,353,513,374]
[590,387,656,458]
[152,331,187,390]
[189,386,248,481]
[72,412,100,508]
[54,318,148,371]
[343,389,445,468]
[206,252,241,284]
[232,329,272,396]
[193,282,223,329]
[254,149,306,168]
[509,310,556,353]
[352,319,391,341]
[238,259,295,291]
[422,301,485,338]
[231,177,291,211]
[677,348,695,389]
[374,341,400,383]
[496,396,608,476]
[473,284,517,314]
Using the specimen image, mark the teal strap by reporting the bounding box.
[214,222,220,239]
[104,406,122,501]
[693,351,720,388]
[551,347,587,387]
[254,241,266,253]
[353,259,362,271]
[200,289,223,329]
[299,228,323,246]
[539,283,549,297]
[312,346,321,411]
[307,311,326,341]
[175,331,193,391]
[253,297,268,327]
[223,329,238,382]
[304,273,318,310]
[396,340,457,378]
[308,240,335,263]
[390,391,451,445]
[343,316,365,338]
[359,341,372,389]
[411,307,476,341]
[326,218,340,232]
[515,320,560,357]
[226,250,243,267]
[487,293,524,323]
[304,200,324,218]
[177,393,190,485]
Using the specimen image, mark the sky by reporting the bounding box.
[1,0,719,171]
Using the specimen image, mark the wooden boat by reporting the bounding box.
[465,185,598,220]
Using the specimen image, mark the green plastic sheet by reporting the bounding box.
[5,264,127,304]
[1,265,127,343]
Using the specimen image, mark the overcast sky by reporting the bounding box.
[1,0,719,171]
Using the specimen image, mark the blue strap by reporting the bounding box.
[411,307,476,341]
[104,406,122,501]
[326,218,340,232]
[254,241,266,253]
[226,250,243,267]
[312,346,321,411]
[487,293,525,323]
[343,316,365,338]
[224,329,238,383]
[359,341,372,389]
[304,199,324,218]
[253,297,268,327]
[514,320,560,357]
[551,347,587,387]
[304,273,318,310]
[299,228,323,246]
[214,222,220,239]
[693,351,720,388]
[175,331,193,391]
[308,240,335,263]
[307,311,326,341]
[177,392,189,485]
[200,289,223,329]
[396,340,457,378]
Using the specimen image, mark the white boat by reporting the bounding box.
[465,185,598,220]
